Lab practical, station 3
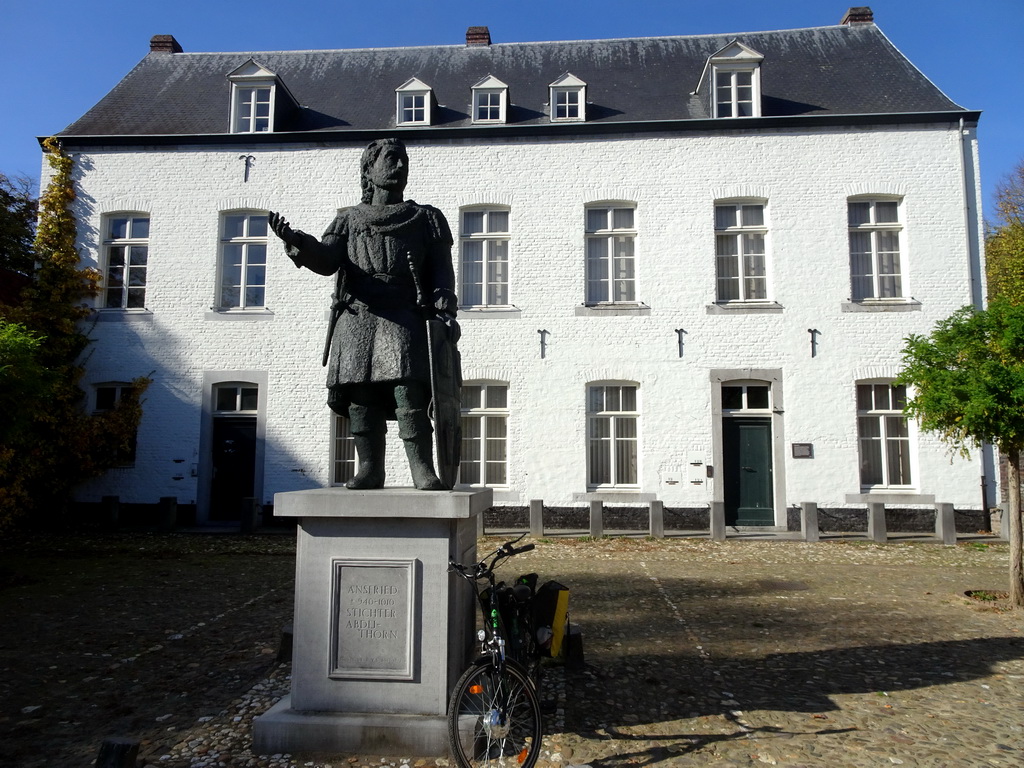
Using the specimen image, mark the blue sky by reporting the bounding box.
[2,0,1021,218]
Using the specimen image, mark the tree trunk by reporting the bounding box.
[1008,447,1024,608]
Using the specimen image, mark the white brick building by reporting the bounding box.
[53,8,992,528]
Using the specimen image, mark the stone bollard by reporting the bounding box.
[96,737,139,768]
[277,622,294,663]
[935,503,956,546]
[158,497,177,531]
[240,497,260,534]
[800,501,820,542]
[867,502,887,542]
[710,501,726,541]
[101,495,120,527]
[997,506,1010,541]
[589,500,603,538]
[529,499,544,538]
[649,499,664,538]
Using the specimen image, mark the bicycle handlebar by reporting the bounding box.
[505,543,535,555]
[449,537,535,581]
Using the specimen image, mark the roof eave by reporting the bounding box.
[45,110,981,149]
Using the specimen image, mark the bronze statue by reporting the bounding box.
[269,139,461,490]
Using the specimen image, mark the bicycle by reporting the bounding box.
[447,535,543,768]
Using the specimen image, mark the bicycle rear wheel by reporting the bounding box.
[447,660,543,768]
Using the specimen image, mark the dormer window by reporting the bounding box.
[549,73,586,122]
[228,61,283,133]
[396,78,433,126]
[471,76,508,124]
[699,41,764,119]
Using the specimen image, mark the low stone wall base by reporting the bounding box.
[253,696,449,756]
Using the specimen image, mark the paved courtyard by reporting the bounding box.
[2,533,1021,767]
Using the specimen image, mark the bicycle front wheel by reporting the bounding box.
[447,661,543,768]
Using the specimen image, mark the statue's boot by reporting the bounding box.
[397,408,445,491]
[346,406,386,489]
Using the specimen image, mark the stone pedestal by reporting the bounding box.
[253,487,491,757]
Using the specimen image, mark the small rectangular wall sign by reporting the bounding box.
[329,558,416,680]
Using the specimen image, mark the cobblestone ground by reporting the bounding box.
[3,533,1022,767]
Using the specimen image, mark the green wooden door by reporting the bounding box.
[210,416,257,521]
[723,417,774,526]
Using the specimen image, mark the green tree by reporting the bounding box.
[897,299,1024,606]
[0,172,37,276]
[0,139,148,529]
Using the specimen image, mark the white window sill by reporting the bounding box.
[841,299,921,313]
[459,306,522,319]
[575,303,650,317]
[95,309,154,322]
[706,301,783,315]
[205,308,275,321]
[846,492,935,505]
[575,491,655,502]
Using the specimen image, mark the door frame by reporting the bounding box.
[197,370,268,525]
[710,369,787,527]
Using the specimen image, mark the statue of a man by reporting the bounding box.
[269,139,458,490]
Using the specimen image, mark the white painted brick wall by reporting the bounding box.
[66,120,989,519]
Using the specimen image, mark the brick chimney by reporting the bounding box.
[466,26,491,46]
[150,35,183,53]
[840,7,874,24]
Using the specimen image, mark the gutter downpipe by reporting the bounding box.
[959,114,995,524]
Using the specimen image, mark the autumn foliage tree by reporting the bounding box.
[0,171,36,276]
[986,160,1024,302]
[0,138,148,528]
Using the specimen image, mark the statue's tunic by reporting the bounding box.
[286,201,455,417]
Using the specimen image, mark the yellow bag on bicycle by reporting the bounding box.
[533,581,570,658]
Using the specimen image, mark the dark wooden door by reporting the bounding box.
[210,417,256,521]
[723,417,773,526]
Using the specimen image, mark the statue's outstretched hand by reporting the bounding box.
[269,211,301,249]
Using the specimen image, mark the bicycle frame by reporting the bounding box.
[450,534,537,675]
[447,535,544,768]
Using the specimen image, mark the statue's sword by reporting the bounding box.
[406,250,462,489]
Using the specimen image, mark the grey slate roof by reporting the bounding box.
[60,21,967,139]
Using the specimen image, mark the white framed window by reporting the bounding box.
[228,61,279,133]
[396,78,433,125]
[219,212,268,309]
[715,202,767,302]
[475,91,502,121]
[721,382,772,413]
[702,41,763,119]
[102,214,149,309]
[233,86,273,132]
[214,383,259,413]
[332,415,356,485]
[94,382,140,466]
[460,207,510,306]
[471,76,508,124]
[549,73,586,122]
[585,204,636,304]
[857,382,913,489]
[715,69,757,117]
[587,383,639,489]
[849,198,903,301]
[460,382,509,486]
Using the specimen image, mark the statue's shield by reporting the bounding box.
[427,316,462,489]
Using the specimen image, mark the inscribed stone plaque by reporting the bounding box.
[329,558,415,680]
